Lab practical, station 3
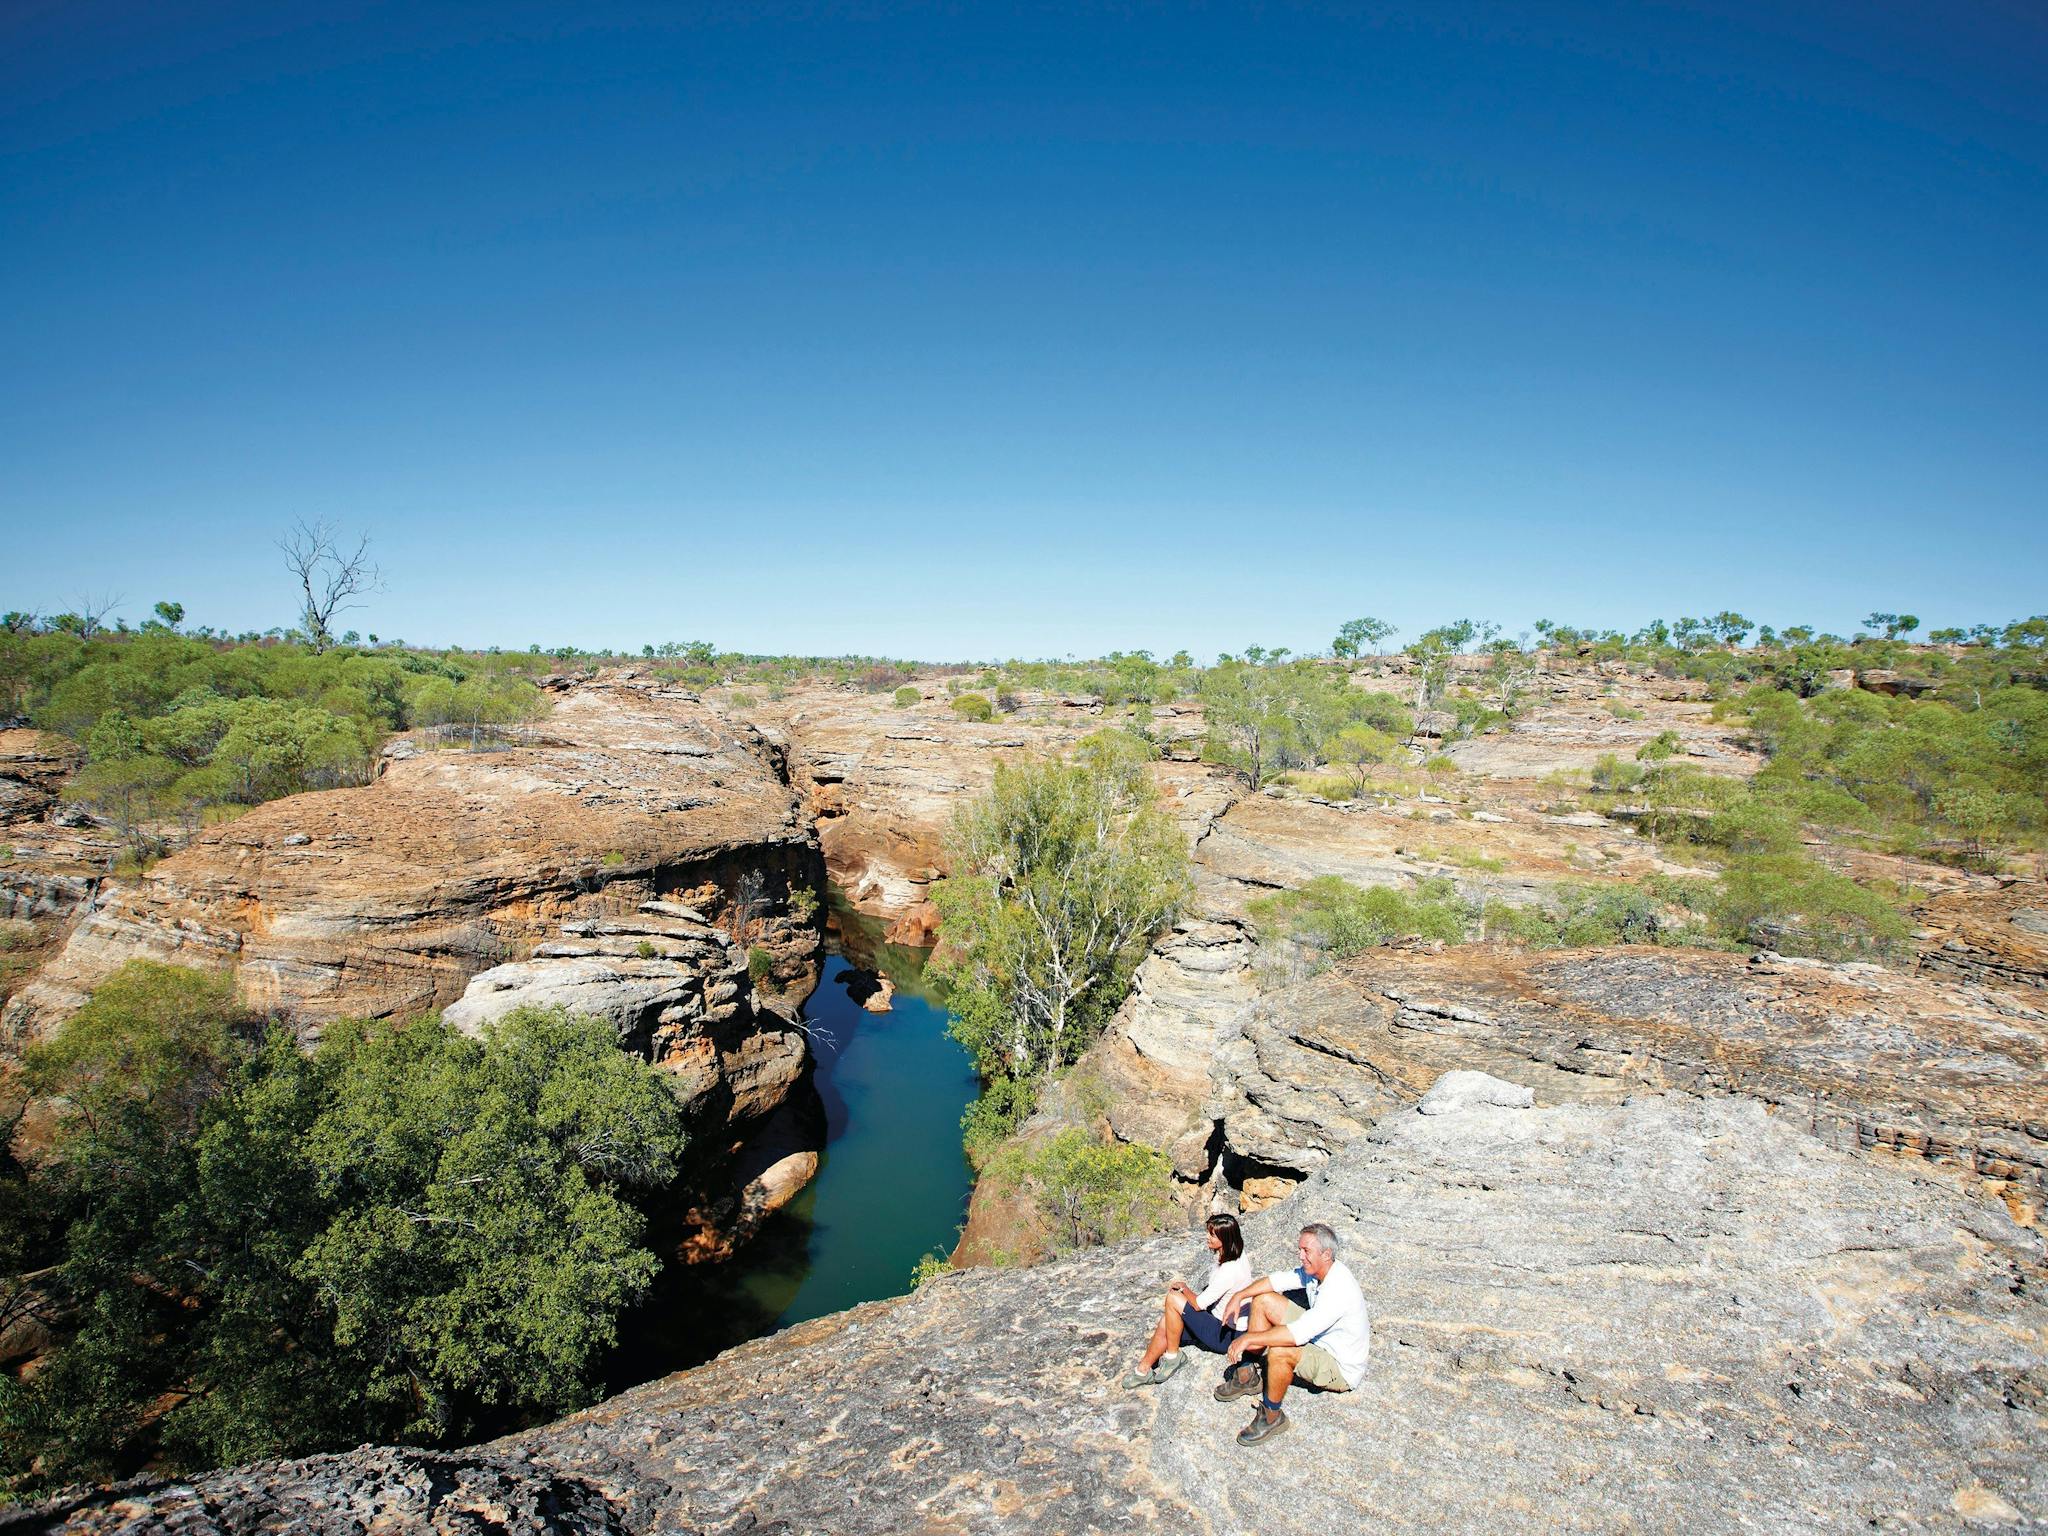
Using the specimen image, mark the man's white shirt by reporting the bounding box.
[1265,1260,1370,1387]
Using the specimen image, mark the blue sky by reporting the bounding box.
[3,1,2043,659]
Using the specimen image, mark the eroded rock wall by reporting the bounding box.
[1,677,828,1228]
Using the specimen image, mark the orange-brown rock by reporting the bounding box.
[5,677,820,1042]
[766,687,1106,930]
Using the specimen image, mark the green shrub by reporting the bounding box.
[893,686,920,708]
[909,1250,953,1287]
[961,1075,1038,1167]
[989,1128,1172,1253]
[1,990,686,1488]
[1447,847,1506,872]
[950,693,993,722]
[1482,882,1670,948]
[1636,730,1683,762]
[1710,852,1910,961]
[747,947,774,984]
[727,690,758,709]
[1250,875,1471,957]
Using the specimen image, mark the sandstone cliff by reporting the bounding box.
[31,1082,2043,1534]
[2,676,827,1228]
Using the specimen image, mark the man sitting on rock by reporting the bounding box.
[1213,1221,1369,1445]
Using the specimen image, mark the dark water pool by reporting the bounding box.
[605,920,977,1382]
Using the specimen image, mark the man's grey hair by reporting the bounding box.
[1300,1222,1339,1257]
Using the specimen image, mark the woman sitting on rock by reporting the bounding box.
[1122,1212,1251,1387]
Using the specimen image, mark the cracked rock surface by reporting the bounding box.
[1217,946,2048,1209]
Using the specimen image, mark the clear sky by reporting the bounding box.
[3,1,2043,659]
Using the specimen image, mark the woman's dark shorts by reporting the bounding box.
[1176,1297,1247,1354]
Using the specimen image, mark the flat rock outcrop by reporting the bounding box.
[1,679,828,1234]
[445,898,807,1132]
[1217,945,2048,1212]
[1917,881,2048,997]
[4,678,820,1044]
[39,1086,2044,1534]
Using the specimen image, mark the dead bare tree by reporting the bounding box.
[71,591,124,638]
[280,520,382,652]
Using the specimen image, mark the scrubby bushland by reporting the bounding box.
[0,627,550,858]
[1255,861,1907,968]
[1729,684,2046,860]
[1200,659,1412,791]
[986,1128,1173,1254]
[0,963,687,1492]
[933,730,1191,1156]
[1250,875,1469,957]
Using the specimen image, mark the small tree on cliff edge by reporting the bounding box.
[932,730,1191,1083]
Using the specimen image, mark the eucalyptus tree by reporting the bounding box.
[933,730,1191,1082]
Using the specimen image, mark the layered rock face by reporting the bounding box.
[768,690,1107,944]
[1,678,824,1177]
[0,730,108,929]
[42,1085,2044,1534]
[1217,945,2048,1214]
[1918,881,2048,996]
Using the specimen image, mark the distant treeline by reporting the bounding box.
[3,604,2042,863]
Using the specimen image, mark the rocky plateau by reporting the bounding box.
[6,657,2045,1531]
[25,1082,2044,1534]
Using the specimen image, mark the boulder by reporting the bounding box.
[1415,1069,1535,1115]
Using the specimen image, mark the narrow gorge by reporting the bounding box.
[3,658,2043,1532]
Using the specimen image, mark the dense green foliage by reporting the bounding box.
[1249,875,1470,956]
[933,731,1192,1154]
[987,1128,1173,1253]
[0,627,550,856]
[1732,685,2046,857]
[0,964,687,1491]
[1199,661,1412,790]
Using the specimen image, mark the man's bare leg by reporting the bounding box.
[1262,1345,1300,1406]
[1239,1291,1298,1436]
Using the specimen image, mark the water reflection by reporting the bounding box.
[604,905,976,1387]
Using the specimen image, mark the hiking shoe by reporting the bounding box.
[1237,1406,1291,1446]
[1121,1352,1185,1390]
[1213,1361,1263,1402]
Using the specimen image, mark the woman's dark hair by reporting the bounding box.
[1205,1212,1244,1263]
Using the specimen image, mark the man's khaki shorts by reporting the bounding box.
[1276,1300,1352,1392]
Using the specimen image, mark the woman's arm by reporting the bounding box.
[1217,1273,1276,1323]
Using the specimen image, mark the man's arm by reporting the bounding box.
[1217,1273,1278,1327]
[1226,1318,1298,1363]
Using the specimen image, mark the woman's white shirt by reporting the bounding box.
[1193,1256,1252,1324]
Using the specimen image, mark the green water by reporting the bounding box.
[607,916,977,1380]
